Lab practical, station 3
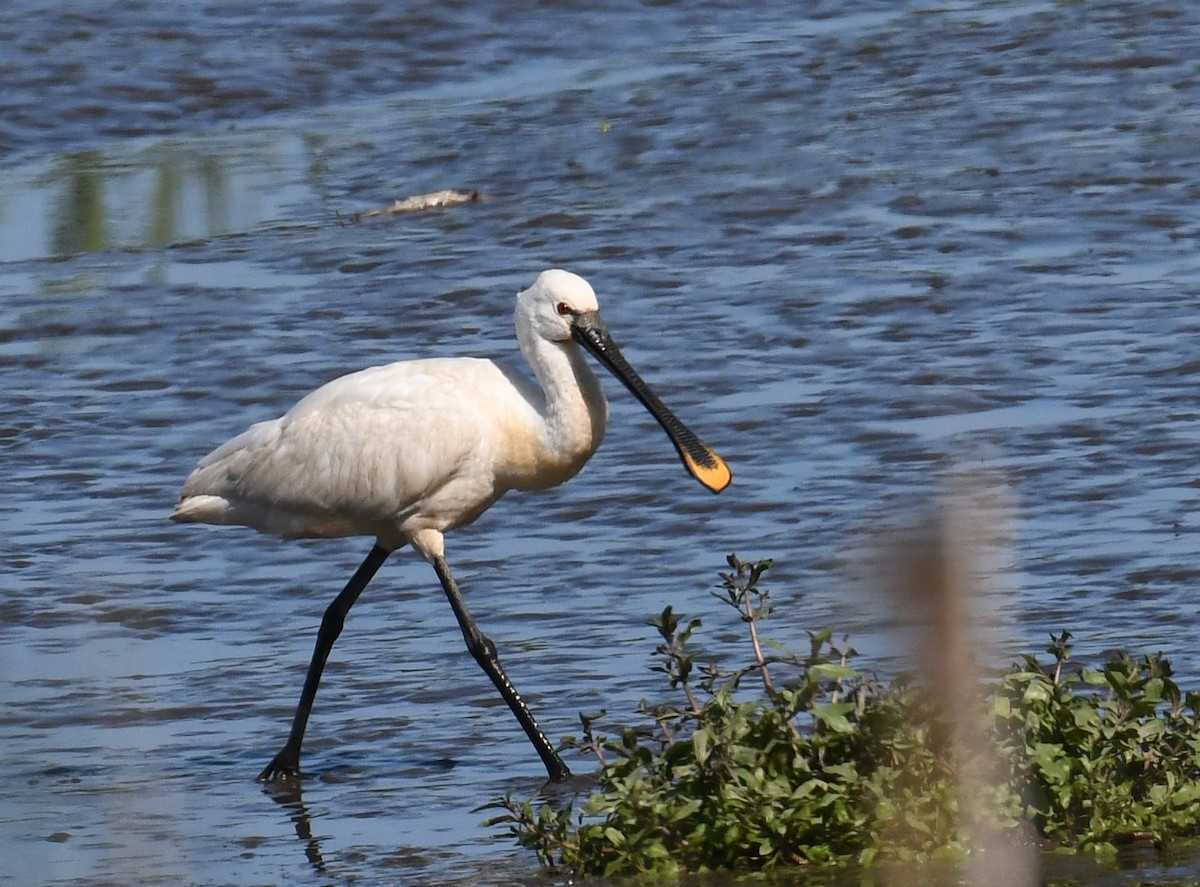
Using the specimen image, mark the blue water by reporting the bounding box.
[3,2,1200,884]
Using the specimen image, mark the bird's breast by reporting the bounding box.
[498,373,608,493]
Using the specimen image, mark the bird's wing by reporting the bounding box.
[175,358,538,539]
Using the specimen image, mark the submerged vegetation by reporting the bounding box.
[486,556,1200,877]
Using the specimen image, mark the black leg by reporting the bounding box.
[257,543,391,782]
[431,555,571,782]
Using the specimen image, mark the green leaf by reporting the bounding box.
[1032,742,1072,785]
[809,662,857,681]
[1138,718,1165,741]
[603,826,625,848]
[1144,677,1164,703]
[1071,703,1099,728]
[813,702,856,733]
[1023,680,1053,704]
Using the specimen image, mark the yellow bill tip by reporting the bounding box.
[684,449,731,494]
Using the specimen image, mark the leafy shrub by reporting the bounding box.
[992,631,1200,854]
[486,557,1200,876]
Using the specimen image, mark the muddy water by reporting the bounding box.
[3,2,1200,884]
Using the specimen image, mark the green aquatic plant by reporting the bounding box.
[486,557,1200,877]
[992,630,1200,855]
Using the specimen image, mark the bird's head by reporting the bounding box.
[516,268,600,343]
[513,268,731,495]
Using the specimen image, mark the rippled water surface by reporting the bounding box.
[4,2,1200,885]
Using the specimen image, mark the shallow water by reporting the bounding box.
[3,1,1200,884]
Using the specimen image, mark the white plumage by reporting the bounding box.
[173,269,729,783]
[175,270,611,557]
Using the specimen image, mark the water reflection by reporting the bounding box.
[0,130,319,263]
[51,150,106,254]
[263,782,328,876]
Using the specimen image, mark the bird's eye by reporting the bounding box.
[556,302,573,316]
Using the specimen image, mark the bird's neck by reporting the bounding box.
[522,335,608,472]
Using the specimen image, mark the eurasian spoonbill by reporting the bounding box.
[172,269,730,782]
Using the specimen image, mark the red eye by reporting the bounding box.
[556,302,572,316]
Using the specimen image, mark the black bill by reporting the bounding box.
[572,312,731,494]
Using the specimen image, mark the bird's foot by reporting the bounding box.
[545,755,572,783]
[257,745,301,783]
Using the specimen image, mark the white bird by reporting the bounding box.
[172,269,730,783]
